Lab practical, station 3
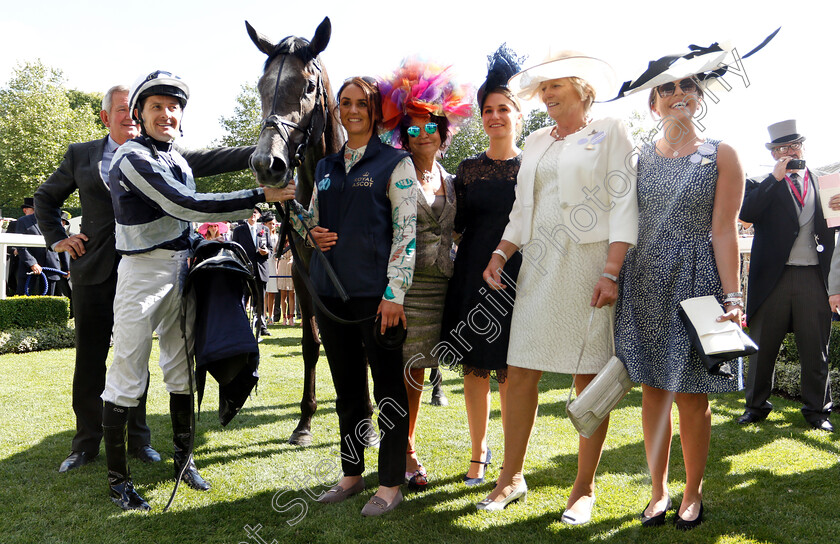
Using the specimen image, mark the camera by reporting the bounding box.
[787,159,806,170]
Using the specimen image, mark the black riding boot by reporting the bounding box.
[103,401,150,511]
[170,393,211,491]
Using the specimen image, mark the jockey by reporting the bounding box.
[101,70,295,511]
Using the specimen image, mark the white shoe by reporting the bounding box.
[476,478,527,511]
[561,495,596,525]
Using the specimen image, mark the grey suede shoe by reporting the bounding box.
[360,489,402,516]
[317,478,365,504]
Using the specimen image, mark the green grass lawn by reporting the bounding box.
[1,325,838,544]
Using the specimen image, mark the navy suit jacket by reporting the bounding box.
[232,222,271,283]
[740,169,834,323]
[12,213,62,288]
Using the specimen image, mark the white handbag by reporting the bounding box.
[565,308,633,438]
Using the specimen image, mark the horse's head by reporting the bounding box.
[246,17,332,188]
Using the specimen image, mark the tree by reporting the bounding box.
[0,60,106,211]
[66,89,106,130]
[518,109,553,147]
[625,109,658,149]
[440,107,488,174]
[196,82,262,194]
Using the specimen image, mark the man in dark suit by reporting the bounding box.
[738,120,834,432]
[12,197,63,295]
[232,208,272,338]
[35,85,257,473]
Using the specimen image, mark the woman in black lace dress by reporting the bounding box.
[441,46,523,486]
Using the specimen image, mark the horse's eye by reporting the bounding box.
[306,79,316,93]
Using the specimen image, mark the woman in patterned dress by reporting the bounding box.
[614,76,745,530]
[378,59,471,491]
[480,52,638,522]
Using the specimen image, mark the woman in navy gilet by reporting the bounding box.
[292,77,418,516]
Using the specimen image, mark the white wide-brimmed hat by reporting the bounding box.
[508,50,617,102]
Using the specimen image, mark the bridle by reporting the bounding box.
[257,46,327,170]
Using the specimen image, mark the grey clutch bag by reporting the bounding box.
[565,308,633,438]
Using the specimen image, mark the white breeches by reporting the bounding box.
[102,249,193,407]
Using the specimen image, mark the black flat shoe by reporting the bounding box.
[58,451,97,473]
[640,496,671,527]
[736,411,766,425]
[130,444,162,463]
[675,501,704,531]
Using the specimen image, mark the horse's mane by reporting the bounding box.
[318,61,343,156]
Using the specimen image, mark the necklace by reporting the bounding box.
[551,120,589,141]
[414,164,440,191]
[661,136,700,157]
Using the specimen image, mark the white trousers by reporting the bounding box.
[102,249,192,407]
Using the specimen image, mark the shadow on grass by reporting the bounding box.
[3,336,840,544]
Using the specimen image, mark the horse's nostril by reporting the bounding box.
[270,157,288,173]
[251,153,273,173]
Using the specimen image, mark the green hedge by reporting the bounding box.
[761,322,840,404]
[780,321,840,371]
[0,326,75,354]
[0,296,69,329]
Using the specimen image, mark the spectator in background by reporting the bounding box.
[197,221,228,241]
[275,241,296,325]
[232,207,272,338]
[263,213,280,325]
[738,120,834,433]
[12,197,63,296]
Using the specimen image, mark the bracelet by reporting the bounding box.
[492,249,508,263]
[724,300,744,308]
[724,292,744,299]
[601,272,618,282]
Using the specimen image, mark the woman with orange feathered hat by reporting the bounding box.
[378,58,472,492]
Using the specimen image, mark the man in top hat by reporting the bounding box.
[738,119,834,432]
[11,197,63,296]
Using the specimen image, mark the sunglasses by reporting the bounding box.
[407,122,438,137]
[656,79,699,97]
[773,142,803,154]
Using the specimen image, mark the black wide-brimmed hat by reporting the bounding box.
[610,28,780,100]
[766,119,805,149]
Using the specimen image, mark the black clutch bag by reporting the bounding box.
[678,296,758,379]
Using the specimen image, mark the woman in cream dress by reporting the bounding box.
[480,51,637,524]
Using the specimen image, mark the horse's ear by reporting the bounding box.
[245,21,275,56]
[309,17,331,56]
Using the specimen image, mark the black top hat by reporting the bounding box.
[766,119,806,149]
[21,197,34,210]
